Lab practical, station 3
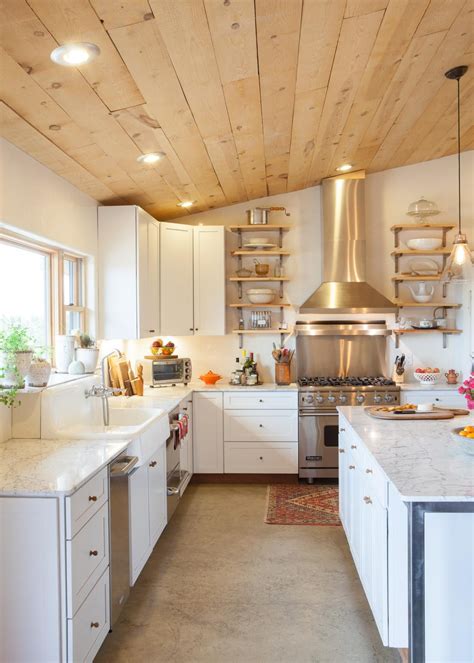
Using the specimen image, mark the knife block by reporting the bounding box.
[392,367,405,384]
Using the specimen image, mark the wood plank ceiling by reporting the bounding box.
[0,0,473,219]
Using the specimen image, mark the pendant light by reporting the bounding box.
[442,65,472,283]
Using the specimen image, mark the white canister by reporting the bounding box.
[55,335,76,373]
[75,348,99,374]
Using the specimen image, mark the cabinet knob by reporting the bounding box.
[363,496,372,505]
[349,465,355,470]
[339,448,345,454]
[365,468,373,474]
[259,456,263,460]
[351,445,357,450]
[149,330,155,333]
[149,460,157,467]
[195,328,199,331]
[259,399,264,403]
[89,549,98,556]
[88,495,97,502]
[339,427,345,432]
[90,622,100,629]
[259,424,263,428]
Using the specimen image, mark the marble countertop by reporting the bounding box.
[0,437,130,497]
[338,406,474,502]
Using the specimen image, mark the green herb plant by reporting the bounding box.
[0,322,34,408]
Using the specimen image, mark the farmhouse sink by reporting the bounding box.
[57,407,167,439]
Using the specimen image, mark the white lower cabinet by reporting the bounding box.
[339,414,407,649]
[401,388,464,408]
[0,470,111,663]
[130,443,167,585]
[193,392,224,473]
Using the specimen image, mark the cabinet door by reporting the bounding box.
[160,222,194,335]
[138,211,160,339]
[193,226,225,335]
[129,463,150,585]
[338,428,348,530]
[370,499,388,644]
[193,392,224,473]
[147,445,167,547]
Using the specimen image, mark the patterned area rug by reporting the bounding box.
[265,483,341,526]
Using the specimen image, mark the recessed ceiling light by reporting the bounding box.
[136,152,164,165]
[336,163,353,172]
[50,42,100,67]
[177,201,195,208]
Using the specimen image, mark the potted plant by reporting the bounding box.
[0,323,34,389]
[26,347,52,387]
[75,334,99,374]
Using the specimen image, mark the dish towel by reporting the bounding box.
[176,414,189,442]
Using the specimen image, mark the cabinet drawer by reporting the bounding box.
[225,442,298,473]
[67,568,110,663]
[401,390,464,408]
[66,468,108,539]
[223,391,297,410]
[67,503,109,617]
[224,410,298,442]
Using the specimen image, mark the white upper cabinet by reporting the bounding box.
[193,225,225,336]
[98,206,160,340]
[160,223,225,336]
[160,222,194,336]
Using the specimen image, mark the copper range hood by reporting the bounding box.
[300,171,396,314]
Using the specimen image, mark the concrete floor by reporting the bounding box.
[96,484,400,663]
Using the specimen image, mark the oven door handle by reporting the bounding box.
[299,411,338,417]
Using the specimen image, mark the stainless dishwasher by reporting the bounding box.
[109,453,138,627]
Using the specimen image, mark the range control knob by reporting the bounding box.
[339,392,348,404]
[316,392,324,404]
[304,394,314,404]
[356,392,365,404]
[384,393,394,403]
[327,392,336,404]
[373,393,382,404]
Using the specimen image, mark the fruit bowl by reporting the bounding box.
[160,346,175,356]
[413,371,441,386]
[451,426,474,456]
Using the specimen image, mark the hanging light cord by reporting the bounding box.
[456,75,461,234]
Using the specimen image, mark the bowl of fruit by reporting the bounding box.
[150,339,176,357]
[413,367,441,386]
[451,425,474,455]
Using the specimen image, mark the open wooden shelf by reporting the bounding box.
[229,276,290,282]
[229,303,292,308]
[229,225,291,232]
[391,249,451,256]
[393,302,461,308]
[393,328,460,335]
[231,250,290,256]
[392,274,441,282]
[390,224,456,231]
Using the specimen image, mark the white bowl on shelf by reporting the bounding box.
[247,288,275,304]
[413,372,441,386]
[406,238,442,251]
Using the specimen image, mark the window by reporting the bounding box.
[0,233,85,349]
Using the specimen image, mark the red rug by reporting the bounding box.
[265,483,341,526]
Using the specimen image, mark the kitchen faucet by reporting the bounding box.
[85,348,123,426]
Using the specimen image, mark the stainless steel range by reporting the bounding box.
[296,321,400,481]
[298,377,400,481]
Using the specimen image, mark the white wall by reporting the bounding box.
[0,138,100,440]
[128,152,473,385]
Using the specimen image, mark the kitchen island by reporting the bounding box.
[337,406,474,663]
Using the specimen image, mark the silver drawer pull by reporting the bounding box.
[349,465,355,470]
[365,468,373,474]
[88,495,97,502]
[340,427,345,432]
[351,445,357,450]
[339,448,345,454]
[90,621,100,629]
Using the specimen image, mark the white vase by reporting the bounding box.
[0,350,33,387]
[55,335,76,373]
[75,348,99,374]
[27,360,52,387]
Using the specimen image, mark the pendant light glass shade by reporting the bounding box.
[442,233,473,283]
[441,65,473,283]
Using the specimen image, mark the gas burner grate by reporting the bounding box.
[298,376,396,388]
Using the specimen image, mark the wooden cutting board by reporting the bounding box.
[365,406,468,420]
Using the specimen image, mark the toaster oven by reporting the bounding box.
[151,358,192,387]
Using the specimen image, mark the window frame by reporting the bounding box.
[0,231,86,345]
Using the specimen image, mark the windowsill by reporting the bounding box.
[11,371,97,395]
